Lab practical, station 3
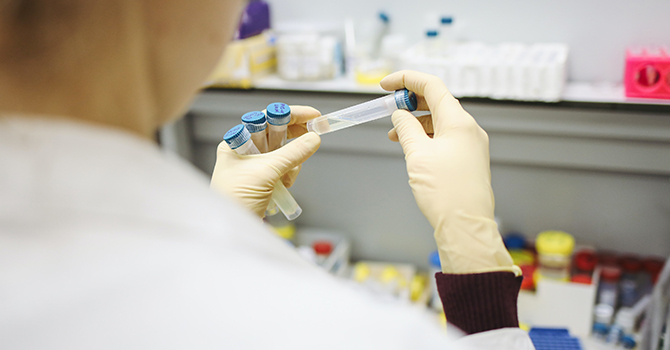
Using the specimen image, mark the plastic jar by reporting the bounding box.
[572,248,597,284]
[618,255,642,307]
[535,230,575,281]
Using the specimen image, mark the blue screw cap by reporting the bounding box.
[223,124,250,149]
[394,89,418,111]
[426,30,438,37]
[266,103,291,126]
[441,17,453,25]
[504,233,526,250]
[241,111,267,133]
[379,12,389,23]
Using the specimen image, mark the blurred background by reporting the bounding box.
[160,1,670,347]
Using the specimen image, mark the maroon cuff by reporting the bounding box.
[435,271,523,335]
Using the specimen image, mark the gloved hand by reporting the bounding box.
[382,70,520,276]
[210,106,321,218]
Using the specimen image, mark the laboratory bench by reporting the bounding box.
[164,79,670,269]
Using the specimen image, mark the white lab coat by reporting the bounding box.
[0,117,534,350]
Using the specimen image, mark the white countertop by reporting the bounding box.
[250,75,670,106]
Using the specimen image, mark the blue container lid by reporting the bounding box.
[621,335,636,349]
[441,17,453,25]
[504,233,526,250]
[223,124,250,150]
[266,102,291,126]
[241,111,267,133]
[592,323,609,335]
[429,250,441,268]
[426,30,438,37]
[379,12,390,23]
[394,89,418,111]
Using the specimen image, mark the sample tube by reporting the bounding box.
[223,124,302,220]
[241,111,278,215]
[241,111,269,153]
[306,89,417,135]
[266,102,291,151]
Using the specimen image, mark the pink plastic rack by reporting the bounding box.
[624,47,670,100]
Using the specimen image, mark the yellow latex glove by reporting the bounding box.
[382,71,520,276]
[210,106,321,218]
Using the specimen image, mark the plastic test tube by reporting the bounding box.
[241,111,269,153]
[306,89,417,135]
[266,102,291,151]
[241,111,278,216]
[223,124,302,220]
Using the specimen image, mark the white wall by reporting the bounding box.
[267,0,670,83]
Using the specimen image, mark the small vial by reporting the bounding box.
[241,111,277,215]
[223,125,302,220]
[439,16,454,56]
[241,111,269,153]
[312,240,333,266]
[424,30,439,57]
[535,230,574,281]
[306,89,417,135]
[266,102,291,151]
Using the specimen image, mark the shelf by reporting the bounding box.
[236,75,670,107]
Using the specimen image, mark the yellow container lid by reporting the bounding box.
[535,230,575,256]
[272,224,295,240]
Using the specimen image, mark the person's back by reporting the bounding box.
[0,117,456,349]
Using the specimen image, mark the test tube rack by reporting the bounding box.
[624,47,670,100]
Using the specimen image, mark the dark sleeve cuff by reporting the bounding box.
[435,271,523,335]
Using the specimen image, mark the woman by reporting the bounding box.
[0,1,532,348]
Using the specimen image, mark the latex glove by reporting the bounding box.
[210,106,321,218]
[382,71,520,276]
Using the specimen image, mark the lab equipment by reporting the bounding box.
[370,12,390,59]
[597,265,621,310]
[223,124,302,220]
[312,241,333,265]
[275,22,343,81]
[572,248,597,285]
[235,1,270,40]
[350,261,420,302]
[439,16,454,54]
[241,111,269,153]
[638,256,669,350]
[535,230,575,281]
[306,89,417,135]
[424,30,440,57]
[400,42,569,101]
[242,111,277,216]
[504,233,536,290]
[266,102,291,151]
[529,328,583,350]
[607,296,651,344]
[624,46,670,100]
[619,255,643,307]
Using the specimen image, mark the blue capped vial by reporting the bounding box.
[266,102,291,126]
[394,89,418,111]
[223,124,260,155]
[306,88,419,135]
[241,111,267,133]
[223,124,249,150]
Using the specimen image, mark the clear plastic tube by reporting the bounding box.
[241,110,269,154]
[266,103,291,151]
[224,125,302,220]
[306,89,417,135]
[241,111,275,215]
